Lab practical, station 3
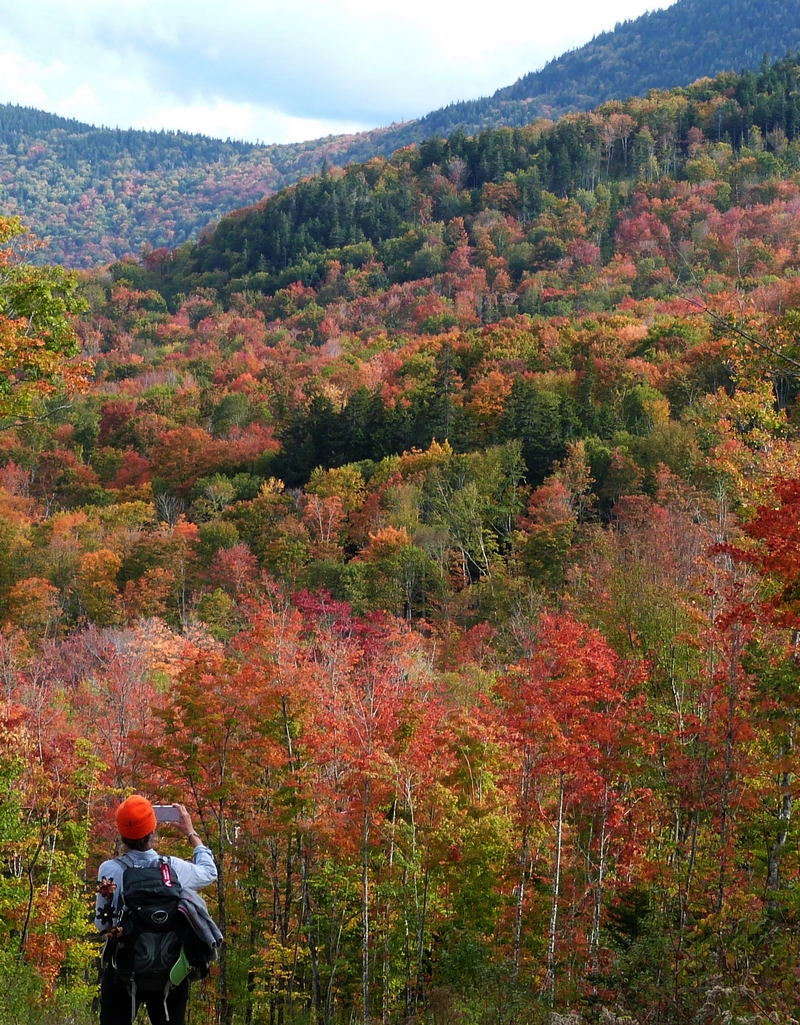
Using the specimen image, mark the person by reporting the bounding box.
[95,795,217,1025]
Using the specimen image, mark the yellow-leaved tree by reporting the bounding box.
[0,217,90,422]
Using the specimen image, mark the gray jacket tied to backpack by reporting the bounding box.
[178,888,224,954]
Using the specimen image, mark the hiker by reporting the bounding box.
[95,795,218,1025]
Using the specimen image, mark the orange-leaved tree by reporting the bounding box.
[497,612,649,1000]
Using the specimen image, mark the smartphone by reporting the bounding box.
[153,805,181,823]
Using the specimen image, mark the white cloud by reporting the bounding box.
[125,99,366,147]
[0,48,56,111]
[0,1,678,143]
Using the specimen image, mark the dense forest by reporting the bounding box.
[0,105,273,266]
[4,0,800,268]
[3,51,800,1025]
[137,55,800,306]
[500,0,800,112]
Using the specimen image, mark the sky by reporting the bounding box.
[0,0,678,146]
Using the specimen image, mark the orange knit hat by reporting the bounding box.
[116,795,156,840]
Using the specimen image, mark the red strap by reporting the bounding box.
[160,860,173,887]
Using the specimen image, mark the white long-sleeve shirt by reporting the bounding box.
[95,844,217,932]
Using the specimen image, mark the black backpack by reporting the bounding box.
[112,855,188,1020]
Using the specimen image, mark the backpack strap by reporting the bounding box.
[110,944,138,1023]
[104,855,135,927]
[163,979,172,1021]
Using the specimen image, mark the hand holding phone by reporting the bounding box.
[153,804,182,823]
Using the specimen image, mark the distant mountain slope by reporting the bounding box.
[498,0,800,113]
[134,54,800,307]
[363,0,800,141]
[3,0,800,267]
[0,104,422,267]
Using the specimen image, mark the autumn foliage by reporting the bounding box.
[4,55,800,1025]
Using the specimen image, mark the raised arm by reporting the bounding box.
[171,803,218,890]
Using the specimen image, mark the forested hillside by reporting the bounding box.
[499,0,800,112]
[4,53,800,1025]
[0,105,276,266]
[143,55,800,305]
[4,0,800,268]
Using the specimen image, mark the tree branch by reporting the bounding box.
[0,402,74,432]
[669,237,800,375]
[679,292,800,375]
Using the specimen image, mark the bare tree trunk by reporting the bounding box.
[513,826,529,983]
[302,845,321,1018]
[767,727,794,895]
[245,886,260,1025]
[215,805,231,1025]
[289,836,305,1006]
[414,869,430,1016]
[514,753,533,983]
[675,548,719,999]
[402,864,412,1018]
[544,772,565,1005]
[283,837,293,944]
[382,798,398,1025]
[362,792,371,1025]
[716,624,741,913]
[590,785,609,982]
[325,895,348,1025]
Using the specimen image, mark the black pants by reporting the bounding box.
[100,967,190,1024]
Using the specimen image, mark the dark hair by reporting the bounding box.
[119,833,154,853]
